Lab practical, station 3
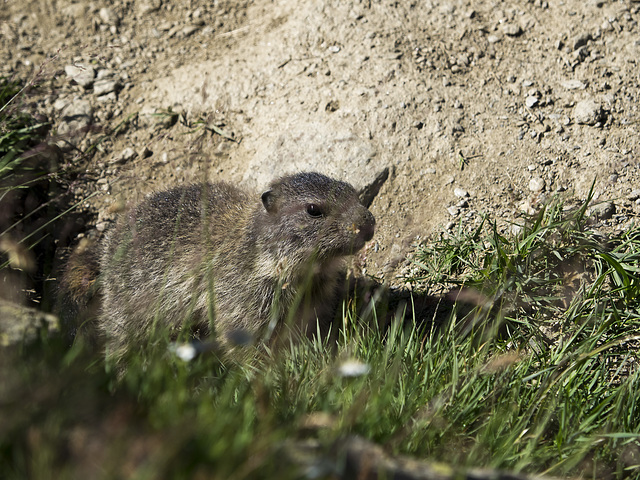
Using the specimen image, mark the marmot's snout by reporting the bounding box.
[350,208,375,252]
[359,210,375,243]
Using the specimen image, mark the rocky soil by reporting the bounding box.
[2,0,640,285]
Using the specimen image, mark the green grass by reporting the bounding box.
[2,193,640,479]
[0,77,49,181]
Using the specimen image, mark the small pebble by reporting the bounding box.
[61,99,93,119]
[181,25,200,38]
[519,200,536,215]
[501,23,523,36]
[139,146,153,158]
[99,7,120,26]
[96,92,117,102]
[588,201,615,220]
[454,187,469,198]
[529,176,546,192]
[510,223,524,236]
[64,64,96,88]
[447,205,460,216]
[121,147,136,161]
[137,0,162,15]
[628,189,640,201]
[96,69,114,80]
[525,96,539,108]
[573,99,603,125]
[561,79,585,90]
[572,32,591,51]
[111,147,137,164]
[93,79,119,96]
[53,96,70,111]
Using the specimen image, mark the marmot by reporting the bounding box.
[89,172,375,360]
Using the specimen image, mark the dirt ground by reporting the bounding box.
[2,0,640,285]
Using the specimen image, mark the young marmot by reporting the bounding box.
[94,172,375,360]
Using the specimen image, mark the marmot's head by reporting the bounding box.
[257,172,375,262]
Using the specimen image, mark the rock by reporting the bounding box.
[138,0,162,15]
[561,79,586,90]
[447,205,460,216]
[53,96,71,111]
[59,99,93,135]
[61,3,87,18]
[96,68,115,80]
[93,79,120,96]
[110,147,137,164]
[454,187,469,198]
[601,94,615,110]
[572,32,592,51]
[573,99,603,125]
[528,177,545,192]
[61,98,93,118]
[628,189,640,201]
[11,13,26,24]
[139,146,153,158]
[501,23,523,37]
[97,92,117,102]
[64,64,96,88]
[57,98,94,148]
[0,300,59,347]
[99,7,120,26]
[572,46,589,64]
[519,200,536,215]
[588,201,615,220]
[510,223,524,236]
[525,96,539,108]
[181,25,200,38]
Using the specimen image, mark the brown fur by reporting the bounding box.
[98,172,375,360]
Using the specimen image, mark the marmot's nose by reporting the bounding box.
[359,211,375,242]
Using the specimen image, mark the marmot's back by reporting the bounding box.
[97,172,375,360]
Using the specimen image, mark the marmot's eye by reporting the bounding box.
[306,204,323,217]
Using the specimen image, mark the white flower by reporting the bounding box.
[170,342,198,362]
[337,359,371,377]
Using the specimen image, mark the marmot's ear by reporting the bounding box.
[261,190,277,213]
